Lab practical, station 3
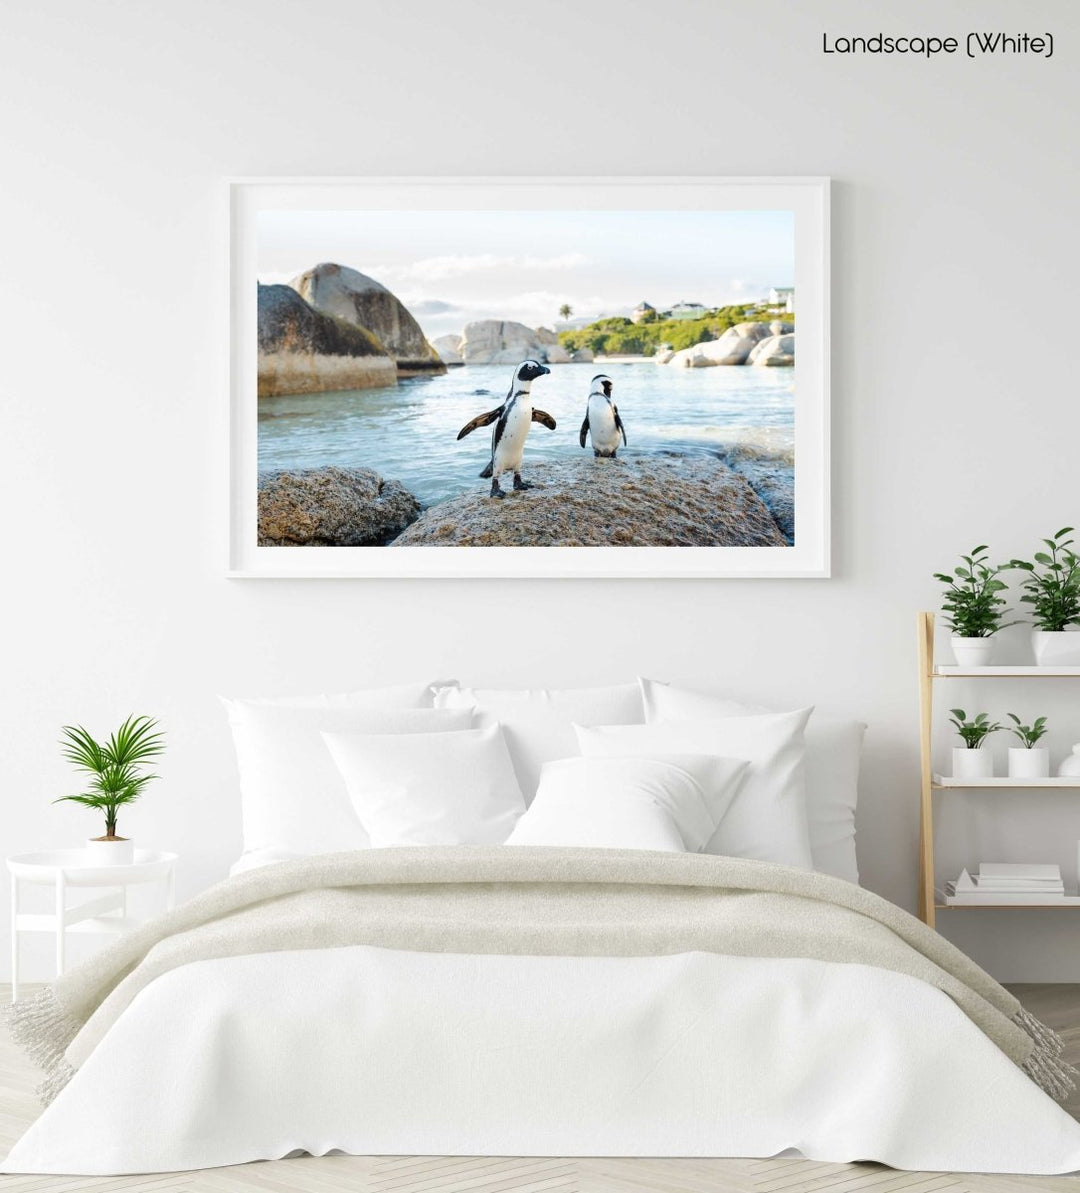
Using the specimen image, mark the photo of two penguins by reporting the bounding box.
[456,359,627,498]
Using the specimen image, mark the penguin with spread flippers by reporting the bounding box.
[579,373,626,458]
[457,359,555,498]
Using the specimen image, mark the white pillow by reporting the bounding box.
[221,700,473,856]
[433,683,645,800]
[505,754,748,852]
[575,708,813,869]
[239,681,445,710]
[324,723,526,847]
[639,678,865,883]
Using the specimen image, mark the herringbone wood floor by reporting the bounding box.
[1,984,1078,1193]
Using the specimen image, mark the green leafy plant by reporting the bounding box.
[933,545,1016,638]
[1009,528,1080,632]
[948,709,1002,750]
[1006,714,1048,749]
[54,715,165,839]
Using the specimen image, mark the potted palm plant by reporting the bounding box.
[1009,528,1080,666]
[934,545,1016,667]
[55,715,165,865]
[1006,714,1050,779]
[949,709,1001,780]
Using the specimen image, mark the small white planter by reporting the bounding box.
[1032,629,1080,666]
[951,636,994,667]
[84,837,135,866]
[1008,747,1050,779]
[953,747,994,780]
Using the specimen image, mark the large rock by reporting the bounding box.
[668,334,755,368]
[460,320,545,365]
[665,321,778,368]
[570,347,595,363]
[291,263,445,377]
[458,320,573,365]
[714,444,794,544]
[769,320,795,336]
[749,333,795,366]
[432,334,464,366]
[731,321,775,343]
[257,284,397,397]
[258,467,421,546]
[391,455,787,547]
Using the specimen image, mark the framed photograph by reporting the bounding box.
[228,177,829,578]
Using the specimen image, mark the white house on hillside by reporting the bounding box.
[769,286,795,313]
[666,301,707,321]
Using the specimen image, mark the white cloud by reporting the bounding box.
[372,252,589,285]
[398,288,616,320]
[407,298,458,315]
[394,290,632,340]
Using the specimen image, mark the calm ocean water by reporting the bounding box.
[258,361,795,507]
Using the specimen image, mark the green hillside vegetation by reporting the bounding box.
[558,304,794,357]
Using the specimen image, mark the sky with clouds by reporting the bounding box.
[258,209,794,340]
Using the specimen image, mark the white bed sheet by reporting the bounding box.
[5,946,1080,1176]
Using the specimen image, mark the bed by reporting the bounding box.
[5,679,1080,1176]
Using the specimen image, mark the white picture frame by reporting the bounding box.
[228,176,830,578]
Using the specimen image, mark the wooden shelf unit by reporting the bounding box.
[917,611,1080,928]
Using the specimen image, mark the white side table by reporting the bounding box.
[8,849,177,1002]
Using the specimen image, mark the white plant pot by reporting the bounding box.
[84,837,134,866]
[951,636,994,667]
[953,747,994,780]
[1032,629,1080,666]
[1008,747,1050,779]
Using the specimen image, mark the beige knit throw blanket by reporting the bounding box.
[8,846,1076,1105]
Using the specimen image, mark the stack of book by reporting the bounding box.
[941,863,1073,905]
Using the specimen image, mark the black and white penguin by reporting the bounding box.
[579,374,626,458]
[456,359,556,498]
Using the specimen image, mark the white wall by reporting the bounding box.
[2,0,1078,981]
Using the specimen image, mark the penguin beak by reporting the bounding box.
[538,365,551,376]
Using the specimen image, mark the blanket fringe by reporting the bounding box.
[1014,1006,1077,1101]
[36,1058,76,1106]
[3,987,80,1106]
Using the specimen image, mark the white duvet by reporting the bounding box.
[6,945,1080,1175]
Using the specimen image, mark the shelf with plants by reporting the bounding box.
[919,530,1080,928]
[932,901,1080,911]
[932,775,1080,789]
[933,666,1080,678]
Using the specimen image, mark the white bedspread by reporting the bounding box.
[6,946,1080,1175]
